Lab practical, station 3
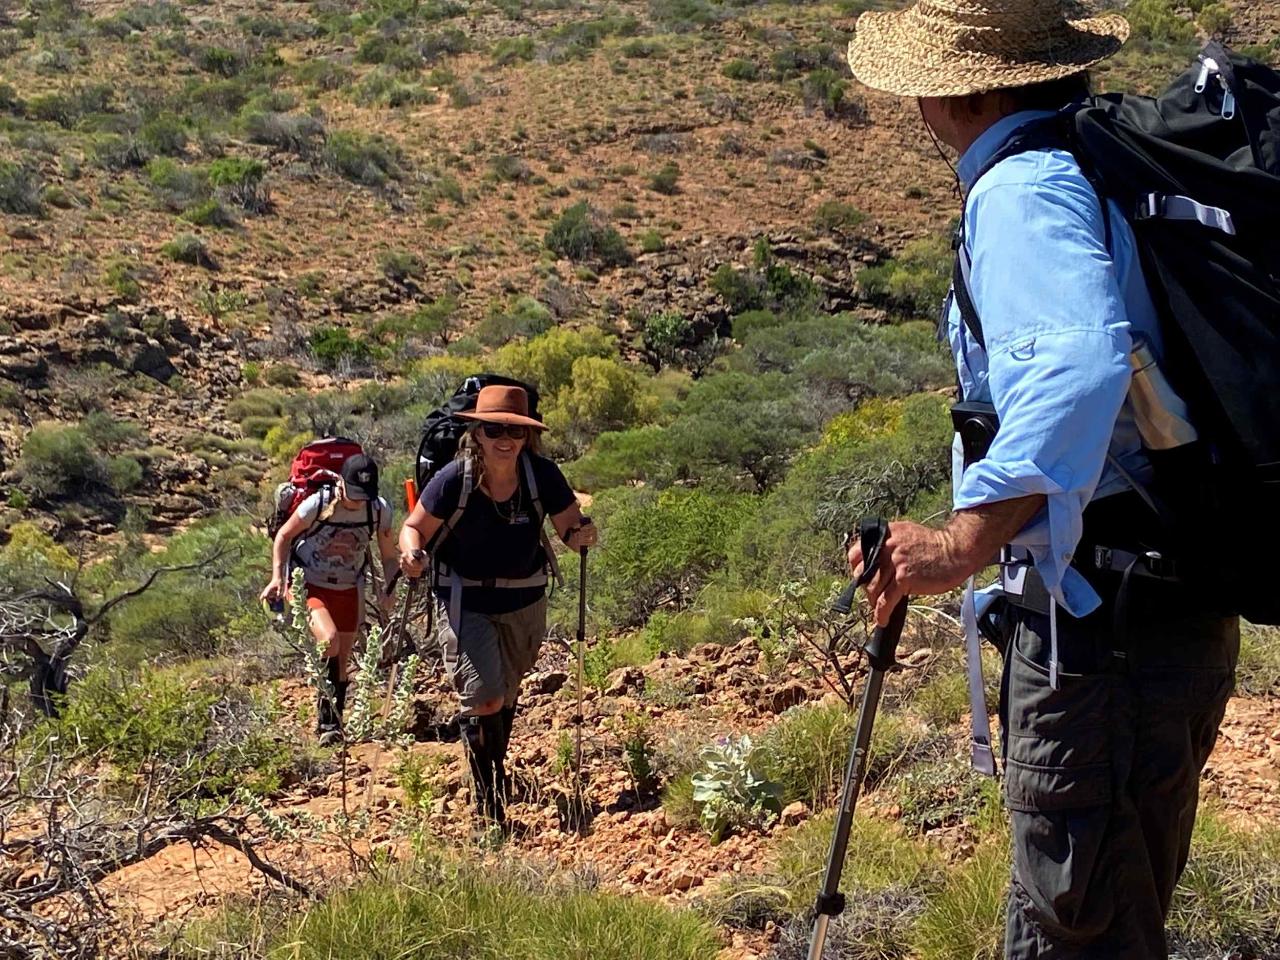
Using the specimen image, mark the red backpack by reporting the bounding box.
[267,437,366,538]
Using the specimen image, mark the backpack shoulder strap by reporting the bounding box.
[429,455,473,553]
[520,452,543,524]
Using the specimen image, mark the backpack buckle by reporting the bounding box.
[1135,192,1163,221]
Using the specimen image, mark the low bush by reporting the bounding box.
[691,736,783,842]
[590,486,755,627]
[911,668,969,729]
[208,156,269,212]
[19,422,109,498]
[545,201,631,267]
[243,111,325,155]
[909,840,1007,960]
[309,326,375,370]
[161,233,217,269]
[814,199,867,233]
[378,248,424,282]
[324,130,404,186]
[267,855,720,959]
[563,425,668,491]
[544,356,649,455]
[759,702,856,809]
[894,760,994,835]
[773,811,938,915]
[492,36,536,65]
[138,113,188,157]
[491,326,614,398]
[648,161,680,196]
[858,232,952,319]
[1237,623,1280,696]
[722,58,758,81]
[1125,0,1195,47]
[801,68,849,118]
[0,160,43,215]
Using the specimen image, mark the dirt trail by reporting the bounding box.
[95,638,1280,956]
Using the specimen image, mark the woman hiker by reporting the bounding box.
[398,385,596,824]
[261,454,399,744]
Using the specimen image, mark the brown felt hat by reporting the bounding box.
[457,385,546,430]
[847,0,1129,99]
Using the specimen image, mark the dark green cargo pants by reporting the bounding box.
[998,576,1238,960]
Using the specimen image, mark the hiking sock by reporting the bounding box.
[480,712,508,822]
[462,716,498,821]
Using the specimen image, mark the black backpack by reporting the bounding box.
[414,373,542,491]
[953,43,1280,624]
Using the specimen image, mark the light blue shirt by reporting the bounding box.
[947,110,1162,616]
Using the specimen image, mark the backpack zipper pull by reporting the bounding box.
[1218,76,1236,120]
[1195,56,1215,94]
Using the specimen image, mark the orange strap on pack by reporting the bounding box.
[403,478,418,513]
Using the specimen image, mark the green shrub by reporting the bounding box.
[909,840,1007,960]
[138,113,188,157]
[563,425,669,491]
[181,198,237,228]
[161,232,217,268]
[661,771,700,829]
[18,423,106,498]
[814,199,867,233]
[648,161,680,195]
[545,201,632,267]
[894,760,994,835]
[475,295,553,347]
[491,327,614,398]
[620,38,664,58]
[801,67,849,118]
[324,130,404,185]
[243,111,325,154]
[208,156,268,212]
[639,228,665,253]
[664,371,817,492]
[492,36,536,65]
[378,248,424,282]
[590,486,754,627]
[912,668,968,729]
[0,160,43,215]
[268,856,720,959]
[147,156,210,211]
[309,326,374,370]
[722,58,758,81]
[545,356,648,453]
[1125,0,1195,46]
[759,702,855,808]
[858,232,952,318]
[1196,2,1231,35]
[195,45,244,77]
[105,517,266,659]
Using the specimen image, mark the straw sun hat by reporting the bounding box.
[847,0,1129,99]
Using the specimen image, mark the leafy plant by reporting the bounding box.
[0,160,44,215]
[545,201,632,267]
[691,735,783,842]
[648,161,680,196]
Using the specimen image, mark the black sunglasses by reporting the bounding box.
[480,423,529,440]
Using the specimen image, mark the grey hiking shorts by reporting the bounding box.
[435,597,547,711]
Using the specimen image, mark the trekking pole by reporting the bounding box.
[572,539,589,818]
[807,517,909,960]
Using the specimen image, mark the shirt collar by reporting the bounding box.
[957,109,1058,191]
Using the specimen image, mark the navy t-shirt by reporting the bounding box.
[422,453,575,614]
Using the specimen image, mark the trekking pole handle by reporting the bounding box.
[833,517,891,615]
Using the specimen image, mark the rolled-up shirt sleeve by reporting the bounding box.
[953,165,1133,616]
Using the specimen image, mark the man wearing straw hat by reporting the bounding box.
[843,2,1238,958]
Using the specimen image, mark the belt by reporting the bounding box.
[1000,545,1180,616]
[437,564,548,635]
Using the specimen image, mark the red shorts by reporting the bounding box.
[305,584,362,633]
